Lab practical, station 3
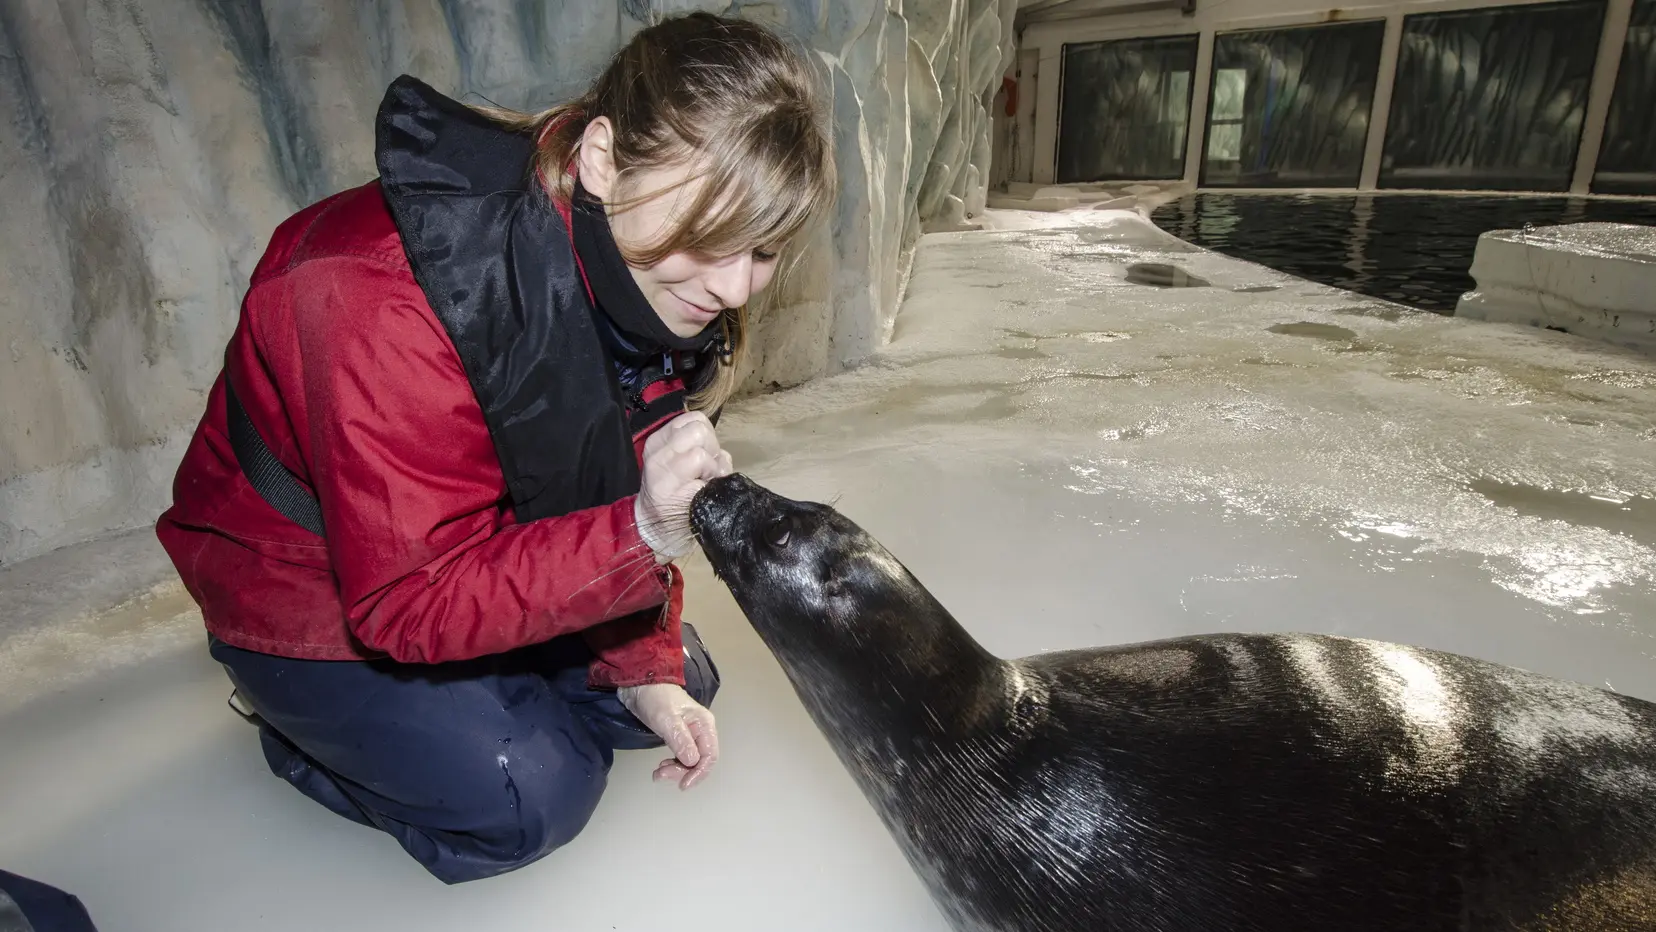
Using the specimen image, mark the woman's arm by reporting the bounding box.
[285,255,675,665]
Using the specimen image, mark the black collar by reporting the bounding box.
[374,74,652,521]
[568,181,721,359]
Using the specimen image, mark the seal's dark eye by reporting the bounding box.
[763,516,793,549]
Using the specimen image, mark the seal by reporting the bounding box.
[689,473,1656,932]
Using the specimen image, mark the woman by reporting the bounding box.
[155,12,834,884]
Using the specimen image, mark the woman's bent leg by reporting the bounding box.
[208,637,615,884]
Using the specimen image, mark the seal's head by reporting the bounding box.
[691,473,1010,745]
[690,473,954,667]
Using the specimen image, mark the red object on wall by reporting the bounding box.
[1002,76,1018,117]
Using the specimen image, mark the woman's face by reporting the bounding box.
[578,120,781,339]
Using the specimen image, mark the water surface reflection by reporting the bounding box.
[1151,193,1656,312]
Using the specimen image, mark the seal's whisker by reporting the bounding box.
[629,516,688,539]
[569,545,656,597]
[637,513,693,533]
[635,512,696,539]
[601,562,664,618]
[640,527,701,557]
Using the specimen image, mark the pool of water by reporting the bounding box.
[1151,193,1656,313]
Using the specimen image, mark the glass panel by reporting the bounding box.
[1208,123,1244,162]
[1380,0,1608,191]
[1212,68,1247,122]
[1593,0,1656,194]
[1056,34,1200,183]
[1201,21,1387,188]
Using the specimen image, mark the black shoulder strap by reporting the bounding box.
[223,372,326,537]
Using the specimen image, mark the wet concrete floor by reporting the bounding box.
[3,208,1654,930]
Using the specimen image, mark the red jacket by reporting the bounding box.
[155,180,690,688]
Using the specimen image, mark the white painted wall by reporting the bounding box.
[990,47,1040,189]
[1008,0,1639,193]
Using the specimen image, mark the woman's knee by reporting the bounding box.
[422,743,611,883]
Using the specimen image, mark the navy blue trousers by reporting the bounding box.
[209,624,719,884]
[0,870,98,932]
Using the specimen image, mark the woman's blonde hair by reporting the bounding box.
[474,12,835,413]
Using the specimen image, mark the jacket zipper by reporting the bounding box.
[626,351,680,413]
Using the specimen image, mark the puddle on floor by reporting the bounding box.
[1268,322,1359,341]
[1125,263,1211,288]
[1331,305,1405,322]
[1470,479,1656,548]
[1234,285,1281,294]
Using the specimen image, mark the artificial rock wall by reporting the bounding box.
[0,0,1015,565]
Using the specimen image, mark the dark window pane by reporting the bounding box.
[1381,0,1607,191]
[1594,0,1656,194]
[1057,34,1199,183]
[1202,20,1387,188]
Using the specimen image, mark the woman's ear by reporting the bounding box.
[577,117,618,200]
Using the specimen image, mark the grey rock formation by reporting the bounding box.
[0,0,1013,564]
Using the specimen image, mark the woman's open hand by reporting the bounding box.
[617,682,720,790]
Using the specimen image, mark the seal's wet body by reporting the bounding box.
[691,473,1656,932]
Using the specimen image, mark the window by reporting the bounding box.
[1207,68,1247,164]
[1056,34,1201,183]
[1201,21,1387,187]
[1593,0,1656,194]
[1381,0,1608,191]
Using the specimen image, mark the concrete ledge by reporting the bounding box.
[1456,222,1656,354]
[0,526,198,717]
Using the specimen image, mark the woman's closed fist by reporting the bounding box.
[635,412,733,562]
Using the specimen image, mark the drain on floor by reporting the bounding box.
[1234,285,1281,293]
[1125,263,1210,288]
[1267,322,1358,341]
